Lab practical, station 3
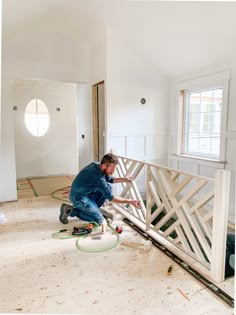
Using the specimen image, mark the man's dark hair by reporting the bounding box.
[101,153,118,165]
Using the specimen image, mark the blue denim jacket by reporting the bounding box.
[69,162,114,207]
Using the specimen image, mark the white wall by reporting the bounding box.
[106,28,169,165]
[90,37,106,85]
[168,64,236,223]
[12,82,78,179]
[0,19,90,202]
[89,35,107,159]
[77,83,93,170]
[0,0,1,146]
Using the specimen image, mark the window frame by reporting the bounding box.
[176,71,230,162]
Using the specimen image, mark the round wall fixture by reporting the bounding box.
[56,107,60,111]
[141,98,146,105]
[13,106,17,111]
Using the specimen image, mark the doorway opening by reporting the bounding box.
[12,78,79,200]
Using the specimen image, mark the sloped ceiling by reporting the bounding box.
[3,0,236,79]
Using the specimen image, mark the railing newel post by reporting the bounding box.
[211,170,231,283]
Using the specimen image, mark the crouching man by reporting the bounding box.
[59,153,141,225]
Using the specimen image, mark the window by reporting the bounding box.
[184,87,222,158]
[177,71,230,161]
[25,99,49,137]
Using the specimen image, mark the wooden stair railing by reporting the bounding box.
[105,155,230,283]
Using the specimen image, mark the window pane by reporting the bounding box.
[199,137,211,153]
[187,134,199,152]
[183,87,222,158]
[213,89,222,111]
[24,99,49,137]
[201,90,213,113]
[25,116,38,136]
[211,137,220,155]
[189,93,200,113]
[201,112,212,133]
[212,112,221,133]
[188,113,200,132]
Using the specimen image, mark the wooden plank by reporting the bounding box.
[162,220,180,237]
[171,175,192,197]
[174,207,206,261]
[195,209,212,241]
[174,225,193,253]
[170,171,180,181]
[165,175,211,264]
[177,179,207,207]
[189,191,214,214]
[153,207,176,231]
[149,168,172,211]
[148,181,162,206]
[182,203,212,262]
[202,210,213,223]
[119,164,144,198]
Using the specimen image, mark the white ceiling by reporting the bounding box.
[3,0,236,79]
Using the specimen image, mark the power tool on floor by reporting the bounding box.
[59,223,94,236]
[72,223,93,235]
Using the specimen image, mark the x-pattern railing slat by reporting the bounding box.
[115,159,146,222]
[162,220,180,238]
[171,175,192,197]
[152,166,212,263]
[189,191,214,214]
[149,168,172,211]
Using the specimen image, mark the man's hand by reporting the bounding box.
[112,196,141,208]
[125,177,132,183]
[129,199,141,208]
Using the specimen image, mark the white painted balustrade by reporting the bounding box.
[104,155,231,283]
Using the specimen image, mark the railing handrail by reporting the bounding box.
[117,155,215,182]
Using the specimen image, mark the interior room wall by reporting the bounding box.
[0,21,90,202]
[168,63,236,223]
[12,82,78,179]
[89,36,107,160]
[90,37,106,85]
[105,28,169,165]
[77,83,93,170]
[0,0,1,145]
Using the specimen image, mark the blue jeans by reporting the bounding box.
[70,196,104,225]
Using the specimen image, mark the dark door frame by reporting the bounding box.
[92,80,104,161]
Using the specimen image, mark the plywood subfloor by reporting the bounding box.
[0,196,234,314]
[17,176,74,200]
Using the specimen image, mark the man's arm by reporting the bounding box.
[113,177,132,184]
[111,196,141,208]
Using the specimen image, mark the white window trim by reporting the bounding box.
[176,71,231,162]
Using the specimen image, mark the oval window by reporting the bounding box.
[24,99,49,137]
